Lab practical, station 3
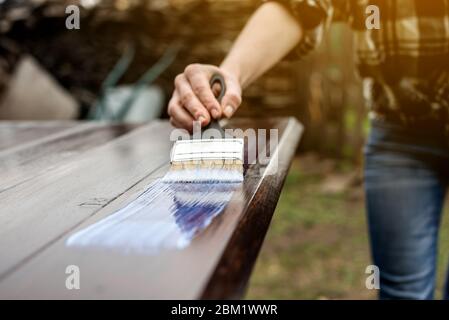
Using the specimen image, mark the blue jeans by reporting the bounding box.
[364,118,449,299]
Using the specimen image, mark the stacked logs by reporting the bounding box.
[0,0,301,119]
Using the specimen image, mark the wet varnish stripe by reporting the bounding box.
[67,181,241,254]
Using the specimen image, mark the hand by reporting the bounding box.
[168,64,242,131]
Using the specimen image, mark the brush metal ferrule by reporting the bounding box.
[170,138,244,163]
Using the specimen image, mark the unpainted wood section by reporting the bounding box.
[0,123,139,193]
[0,121,173,280]
[0,118,302,299]
[0,121,78,151]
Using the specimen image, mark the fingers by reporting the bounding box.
[169,64,243,129]
[174,74,211,126]
[220,73,242,119]
[167,91,195,131]
[184,64,222,119]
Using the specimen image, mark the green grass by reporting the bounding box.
[245,156,449,300]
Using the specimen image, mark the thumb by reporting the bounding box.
[220,77,242,119]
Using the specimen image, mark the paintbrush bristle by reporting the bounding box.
[162,159,243,183]
[166,138,244,183]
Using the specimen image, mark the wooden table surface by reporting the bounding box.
[0,118,302,299]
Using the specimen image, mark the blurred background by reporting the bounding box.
[1,0,448,299]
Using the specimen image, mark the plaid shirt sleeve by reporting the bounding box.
[261,0,337,58]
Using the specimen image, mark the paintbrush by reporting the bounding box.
[163,73,244,183]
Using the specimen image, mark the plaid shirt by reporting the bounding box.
[266,0,449,122]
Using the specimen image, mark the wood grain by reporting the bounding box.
[0,121,78,151]
[0,118,302,299]
[0,121,172,279]
[0,122,138,193]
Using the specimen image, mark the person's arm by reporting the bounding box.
[168,2,303,131]
[220,2,303,90]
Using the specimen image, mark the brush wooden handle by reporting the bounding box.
[206,73,227,135]
[209,72,226,103]
[206,121,226,136]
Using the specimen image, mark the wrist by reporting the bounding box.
[220,60,243,87]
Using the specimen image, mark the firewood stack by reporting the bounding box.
[0,0,303,120]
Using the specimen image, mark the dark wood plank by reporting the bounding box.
[0,121,78,151]
[0,121,173,279]
[0,122,139,193]
[202,118,302,298]
[0,118,302,299]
